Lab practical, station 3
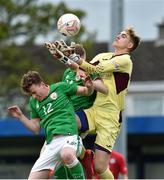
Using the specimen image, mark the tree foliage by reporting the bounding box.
[0,0,96,117]
[0,0,95,45]
[0,0,96,89]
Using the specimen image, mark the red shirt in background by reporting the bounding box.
[109,151,128,179]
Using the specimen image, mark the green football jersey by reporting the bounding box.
[29,82,78,143]
[62,68,97,111]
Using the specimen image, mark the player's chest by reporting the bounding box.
[34,91,67,117]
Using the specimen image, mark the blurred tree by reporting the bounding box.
[0,0,95,45]
[0,0,96,117]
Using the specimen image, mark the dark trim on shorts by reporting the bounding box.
[119,111,122,123]
[95,143,111,154]
[76,110,89,132]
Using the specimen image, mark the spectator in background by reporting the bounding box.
[109,150,128,180]
[82,135,128,179]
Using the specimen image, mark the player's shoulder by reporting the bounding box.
[29,96,38,108]
[29,96,36,103]
[55,81,76,90]
[114,53,132,61]
[49,82,66,92]
[95,52,113,59]
[90,52,113,63]
[54,81,67,87]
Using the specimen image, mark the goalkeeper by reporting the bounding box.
[45,27,140,179]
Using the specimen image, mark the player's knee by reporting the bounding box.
[60,147,76,164]
[94,162,107,174]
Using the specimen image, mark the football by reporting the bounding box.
[57,13,81,37]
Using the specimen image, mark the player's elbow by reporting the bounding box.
[77,86,92,96]
[82,87,91,96]
[102,88,109,95]
[32,125,40,134]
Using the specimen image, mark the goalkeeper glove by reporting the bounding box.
[53,39,75,56]
[45,42,72,65]
[57,40,81,63]
[45,41,81,64]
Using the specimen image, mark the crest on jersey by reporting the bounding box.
[50,92,57,100]
[110,157,116,164]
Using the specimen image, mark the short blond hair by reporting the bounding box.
[124,27,141,51]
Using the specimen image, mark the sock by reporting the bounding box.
[66,158,85,179]
[99,168,114,179]
[53,165,69,179]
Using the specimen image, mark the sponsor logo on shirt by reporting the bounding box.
[67,140,77,146]
[106,144,112,148]
[111,60,119,70]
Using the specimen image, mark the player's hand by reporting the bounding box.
[45,42,73,65]
[83,76,93,87]
[84,76,94,95]
[45,42,64,59]
[45,42,80,65]
[76,69,88,81]
[8,105,23,119]
[53,39,75,56]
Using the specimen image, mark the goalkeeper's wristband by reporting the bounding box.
[69,53,80,63]
[59,56,72,66]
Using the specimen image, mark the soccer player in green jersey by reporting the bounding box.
[8,70,95,179]
[45,27,140,179]
[53,44,108,179]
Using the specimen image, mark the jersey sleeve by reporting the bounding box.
[62,68,70,81]
[59,82,78,96]
[29,98,39,119]
[80,54,132,74]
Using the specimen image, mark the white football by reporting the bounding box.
[57,13,81,37]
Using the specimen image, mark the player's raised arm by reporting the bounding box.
[45,41,79,70]
[76,76,94,96]
[8,105,40,134]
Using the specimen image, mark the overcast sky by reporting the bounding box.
[40,0,164,42]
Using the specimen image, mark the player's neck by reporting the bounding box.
[43,84,50,100]
[113,50,129,56]
[46,84,50,95]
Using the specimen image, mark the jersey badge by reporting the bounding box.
[50,92,57,100]
[110,157,116,164]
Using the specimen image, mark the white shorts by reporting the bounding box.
[31,135,82,172]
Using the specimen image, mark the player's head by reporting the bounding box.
[112,27,140,53]
[74,44,86,60]
[21,71,48,101]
